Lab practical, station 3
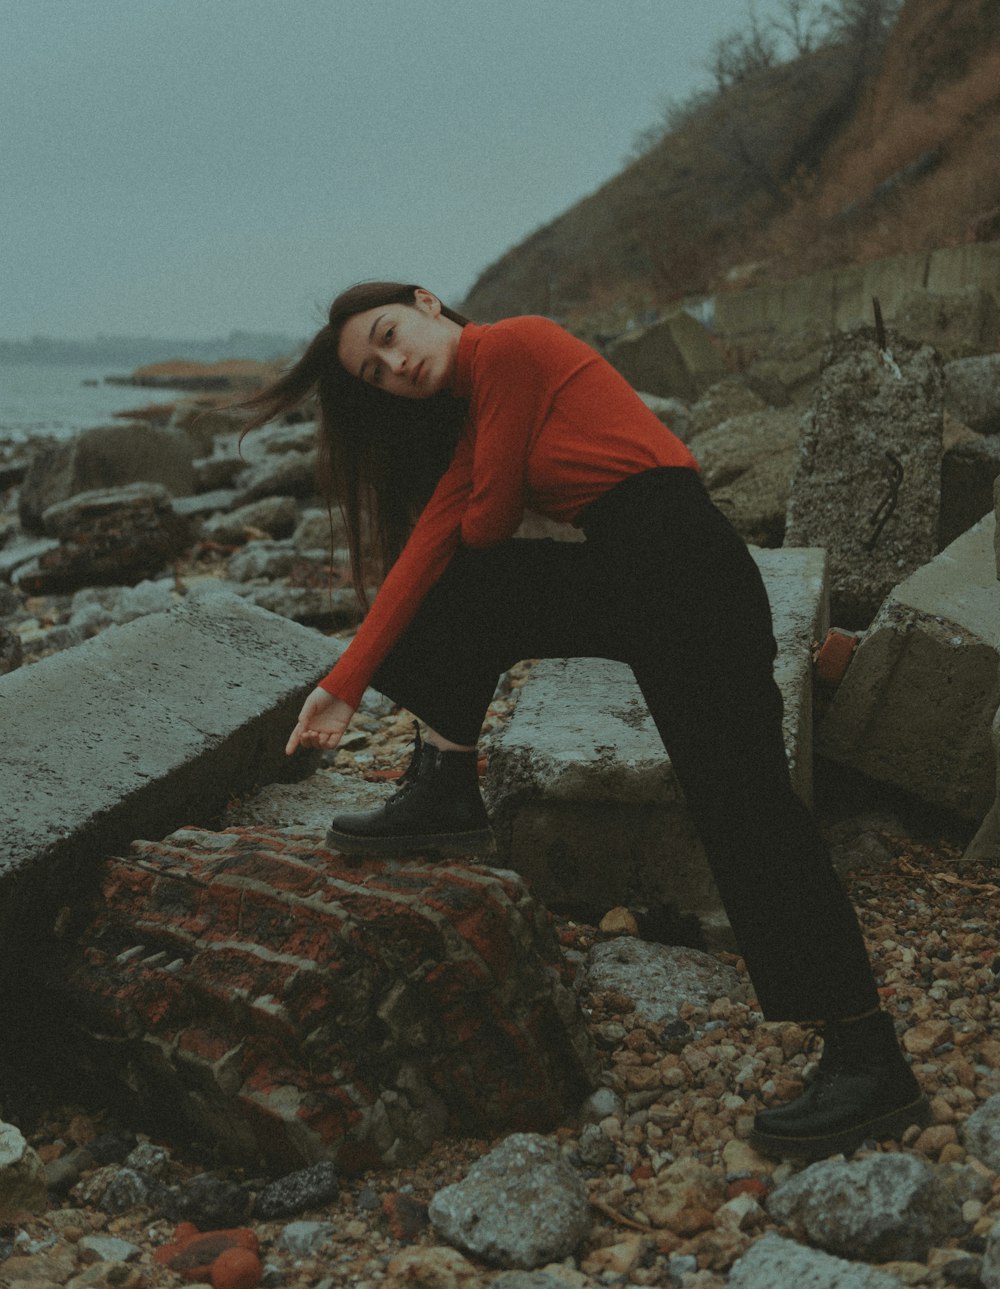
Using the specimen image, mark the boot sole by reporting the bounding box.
[748,1093,931,1160]
[324,825,497,859]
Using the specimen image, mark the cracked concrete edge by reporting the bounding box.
[0,591,343,974]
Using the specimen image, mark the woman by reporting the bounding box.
[240,281,928,1160]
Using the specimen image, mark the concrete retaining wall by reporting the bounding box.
[713,242,1000,343]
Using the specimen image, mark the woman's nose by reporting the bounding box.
[385,350,407,374]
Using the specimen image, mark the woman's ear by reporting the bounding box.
[412,287,441,317]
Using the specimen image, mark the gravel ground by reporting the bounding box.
[2,679,999,1289]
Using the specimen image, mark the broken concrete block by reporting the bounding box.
[0,592,343,979]
[965,480,1000,860]
[785,327,943,626]
[607,311,728,402]
[484,546,827,949]
[48,826,596,1172]
[818,513,999,823]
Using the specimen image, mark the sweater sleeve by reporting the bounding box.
[316,433,475,709]
[460,327,557,548]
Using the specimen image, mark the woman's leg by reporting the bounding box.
[326,536,615,855]
[369,537,617,744]
[589,474,878,1020]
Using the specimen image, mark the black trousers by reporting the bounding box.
[371,468,879,1021]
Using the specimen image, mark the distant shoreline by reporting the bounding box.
[0,332,304,368]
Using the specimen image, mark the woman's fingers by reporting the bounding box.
[285,688,355,755]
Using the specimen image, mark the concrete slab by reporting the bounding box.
[818,513,1000,824]
[0,592,345,976]
[484,546,828,949]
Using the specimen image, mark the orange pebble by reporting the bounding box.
[211,1247,263,1289]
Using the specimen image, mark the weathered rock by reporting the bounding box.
[18,423,196,533]
[959,1093,1000,1171]
[15,484,191,595]
[785,327,943,626]
[49,828,596,1172]
[385,1246,480,1287]
[0,1121,47,1221]
[688,378,770,439]
[766,1153,962,1262]
[0,534,61,581]
[641,1156,728,1229]
[77,1236,141,1264]
[818,513,999,822]
[895,286,1000,360]
[637,392,691,442]
[254,1162,339,1219]
[202,497,300,545]
[233,451,319,504]
[192,453,246,492]
[728,1231,904,1289]
[606,311,728,401]
[691,407,801,546]
[585,939,749,1025]
[0,625,22,675]
[428,1133,589,1269]
[292,507,347,553]
[172,404,248,455]
[489,1273,571,1289]
[159,1173,252,1228]
[172,487,240,519]
[227,539,316,582]
[243,583,364,629]
[945,354,1000,436]
[275,1221,336,1255]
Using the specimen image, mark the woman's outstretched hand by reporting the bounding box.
[286,687,355,755]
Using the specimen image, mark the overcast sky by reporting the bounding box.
[2,0,794,341]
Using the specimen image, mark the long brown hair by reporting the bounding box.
[238,282,469,605]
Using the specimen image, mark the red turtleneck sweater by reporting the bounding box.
[318,315,697,708]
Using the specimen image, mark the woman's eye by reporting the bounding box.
[371,363,382,385]
[384,326,395,342]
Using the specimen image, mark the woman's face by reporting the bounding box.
[337,289,462,399]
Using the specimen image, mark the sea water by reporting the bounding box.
[0,360,188,444]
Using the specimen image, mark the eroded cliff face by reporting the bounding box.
[461,0,1000,332]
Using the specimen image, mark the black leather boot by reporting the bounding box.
[749,1009,930,1159]
[325,728,494,858]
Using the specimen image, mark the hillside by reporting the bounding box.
[461,0,1000,335]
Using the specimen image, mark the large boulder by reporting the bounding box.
[47,828,597,1172]
[785,327,943,627]
[690,408,801,546]
[14,483,191,595]
[766,1154,962,1263]
[18,423,197,534]
[428,1134,590,1269]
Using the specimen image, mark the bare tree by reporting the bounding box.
[708,8,779,91]
[771,0,825,55]
[819,0,902,48]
